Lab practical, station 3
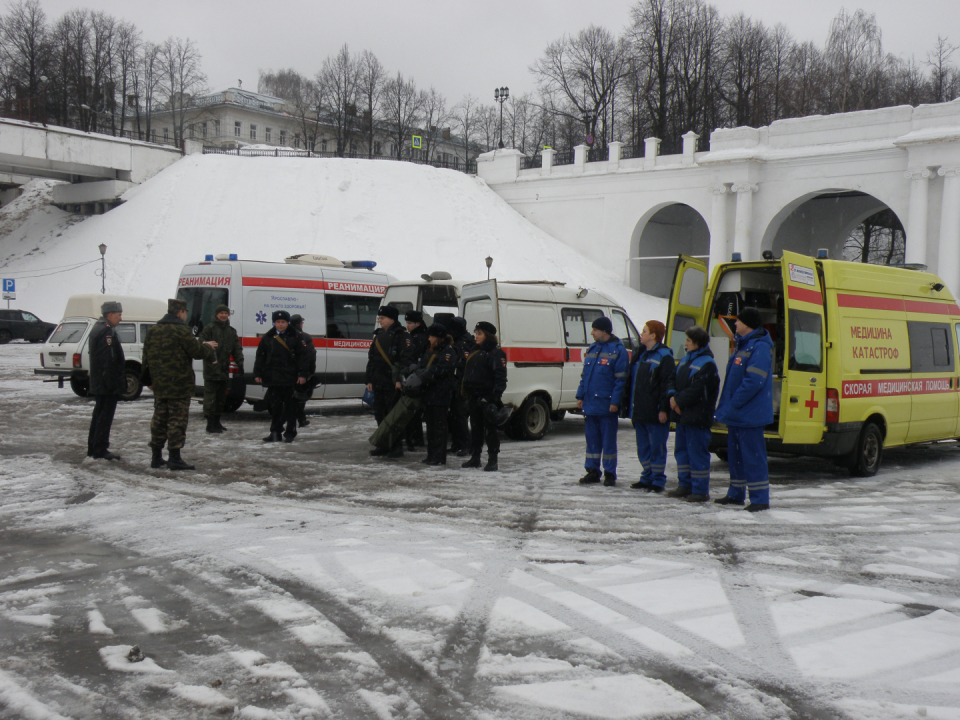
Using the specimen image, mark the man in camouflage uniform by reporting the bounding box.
[142,298,217,470]
[198,304,244,434]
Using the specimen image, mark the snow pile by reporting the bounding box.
[0,155,665,323]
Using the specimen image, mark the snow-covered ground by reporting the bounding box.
[3,341,960,720]
[0,157,664,324]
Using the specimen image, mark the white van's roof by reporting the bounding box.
[61,294,167,321]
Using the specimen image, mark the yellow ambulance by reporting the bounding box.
[666,250,960,476]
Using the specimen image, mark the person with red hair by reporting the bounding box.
[622,320,675,493]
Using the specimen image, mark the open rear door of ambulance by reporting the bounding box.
[460,280,500,334]
[779,251,827,444]
[665,256,709,362]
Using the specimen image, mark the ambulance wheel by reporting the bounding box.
[119,369,143,401]
[849,422,883,477]
[714,449,728,462]
[70,377,89,398]
[509,396,551,441]
[224,395,245,413]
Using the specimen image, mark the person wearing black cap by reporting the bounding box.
[198,304,244,433]
[418,323,458,465]
[714,306,774,512]
[576,316,628,486]
[461,321,508,471]
[290,314,317,427]
[366,305,413,457]
[254,310,311,443]
[446,317,475,456]
[87,300,125,460]
[404,310,429,450]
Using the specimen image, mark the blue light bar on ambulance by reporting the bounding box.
[731,252,742,262]
[229,253,238,260]
[816,248,829,259]
[205,254,214,261]
[345,260,377,269]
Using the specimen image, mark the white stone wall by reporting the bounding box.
[478,99,960,297]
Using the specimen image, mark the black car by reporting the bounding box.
[0,309,56,343]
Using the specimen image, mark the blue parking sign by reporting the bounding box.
[2,279,13,293]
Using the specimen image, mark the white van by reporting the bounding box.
[34,294,167,401]
[382,276,642,440]
[176,253,395,408]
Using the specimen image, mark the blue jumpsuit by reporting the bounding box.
[576,336,628,477]
[714,328,775,505]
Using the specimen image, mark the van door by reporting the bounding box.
[905,320,957,442]
[665,256,709,362]
[778,251,826,445]
[461,280,499,330]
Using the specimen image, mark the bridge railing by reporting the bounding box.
[200,146,477,173]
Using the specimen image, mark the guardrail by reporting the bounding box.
[201,146,477,173]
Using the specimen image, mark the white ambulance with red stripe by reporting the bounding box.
[666,249,960,476]
[383,275,643,440]
[176,254,394,408]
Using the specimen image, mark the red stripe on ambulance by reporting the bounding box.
[241,337,372,349]
[787,285,823,306]
[241,277,385,294]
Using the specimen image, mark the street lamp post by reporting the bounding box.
[485,255,493,280]
[98,244,107,294]
[494,86,509,149]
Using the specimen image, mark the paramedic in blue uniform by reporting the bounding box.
[714,307,773,512]
[624,320,675,493]
[666,325,720,502]
[576,316,628,486]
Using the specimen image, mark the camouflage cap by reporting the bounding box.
[167,298,187,314]
[101,301,123,315]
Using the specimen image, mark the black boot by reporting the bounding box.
[167,448,195,471]
[483,455,498,472]
[206,417,222,434]
[150,446,166,469]
[602,471,616,486]
[262,432,282,443]
[215,415,227,431]
[578,469,601,485]
[462,454,482,469]
[667,486,692,498]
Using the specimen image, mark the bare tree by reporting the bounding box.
[419,86,448,161]
[112,21,139,137]
[356,50,385,157]
[628,0,681,144]
[824,8,886,112]
[159,36,205,146]
[926,36,957,103]
[130,40,161,139]
[260,68,323,149]
[0,0,51,118]
[317,44,359,155]
[381,71,422,159]
[452,93,482,166]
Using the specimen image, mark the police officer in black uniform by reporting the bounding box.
[462,320,508,471]
[404,310,429,450]
[366,305,413,457]
[254,310,311,443]
[87,300,126,460]
[290,314,317,427]
[419,323,458,465]
[447,316,474,456]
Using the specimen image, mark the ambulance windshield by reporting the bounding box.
[176,288,229,335]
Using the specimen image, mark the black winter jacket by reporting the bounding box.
[408,325,429,364]
[452,330,475,379]
[462,339,508,401]
[88,317,126,395]
[668,346,720,429]
[366,322,413,388]
[624,342,676,424]
[419,340,458,406]
[298,329,318,376]
[254,327,310,387]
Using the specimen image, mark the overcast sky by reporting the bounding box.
[33,0,960,104]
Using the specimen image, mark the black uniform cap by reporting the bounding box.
[405,309,424,323]
[475,321,497,336]
[272,310,291,323]
[427,323,447,338]
[377,305,399,321]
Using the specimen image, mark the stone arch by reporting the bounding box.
[763,189,904,261]
[629,203,710,298]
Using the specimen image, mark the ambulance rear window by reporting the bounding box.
[788,309,822,373]
[176,288,229,335]
[908,322,954,373]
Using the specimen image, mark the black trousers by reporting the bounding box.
[448,394,470,451]
[373,384,402,450]
[406,408,425,447]
[88,394,118,457]
[267,386,298,438]
[425,404,449,463]
[468,397,500,458]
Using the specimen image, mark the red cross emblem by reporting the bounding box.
[805,390,819,418]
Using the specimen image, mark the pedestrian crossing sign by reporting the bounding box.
[412,135,422,150]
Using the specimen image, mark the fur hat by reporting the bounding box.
[290,314,304,325]
[427,323,448,338]
[405,309,424,324]
[644,320,666,344]
[475,320,497,337]
[377,305,399,321]
[100,301,123,315]
[272,310,291,323]
[591,316,613,334]
[167,298,187,314]
[737,307,762,330]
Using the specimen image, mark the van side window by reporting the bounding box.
[116,323,137,344]
[678,266,706,307]
[562,308,603,346]
[670,315,696,359]
[325,294,380,339]
[611,311,640,351]
[788,309,822,373]
[463,298,494,331]
[908,321,954,373]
